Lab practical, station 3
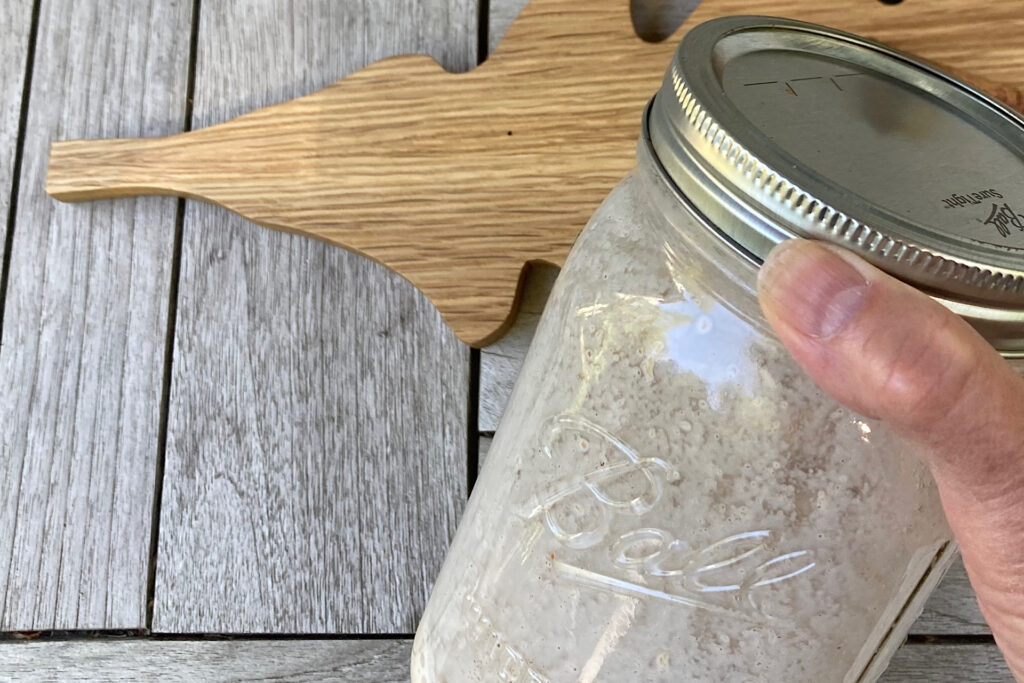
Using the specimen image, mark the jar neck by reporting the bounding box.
[635,130,772,338]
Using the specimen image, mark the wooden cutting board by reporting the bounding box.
[46,0,1024,347]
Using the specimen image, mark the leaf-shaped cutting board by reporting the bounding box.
[46,0,1024,347]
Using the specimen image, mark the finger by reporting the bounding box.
[757,239,1024,490]
[757,238,1024,677]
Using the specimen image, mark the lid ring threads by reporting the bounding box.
[666,57,1024,301]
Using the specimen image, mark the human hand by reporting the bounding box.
[757,239,1024,680]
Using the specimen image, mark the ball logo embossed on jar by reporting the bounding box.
[524,414,680,549]
[529,413,817,620]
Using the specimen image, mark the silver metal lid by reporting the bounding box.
[647,16,1024,354]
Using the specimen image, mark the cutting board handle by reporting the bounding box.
[49,136,197,202]
[45,0,1024,347]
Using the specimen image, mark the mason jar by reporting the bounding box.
[412,16,1024,682]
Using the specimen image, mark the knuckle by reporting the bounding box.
[872,308,980,431]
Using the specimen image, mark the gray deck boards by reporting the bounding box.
[0,0,32,254]
[0,0,191,630]
[0,639,411,682]
[916,562,989,635]
[0,638,1012,682]
[151,0,474,634]
[883,642,1013,682]
[0,0,1011,678]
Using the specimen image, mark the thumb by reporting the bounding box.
[758,239,1024,678]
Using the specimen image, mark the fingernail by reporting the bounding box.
[758,240,870,339]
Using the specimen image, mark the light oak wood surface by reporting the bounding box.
[46,0,1024,346]
[0,0,190,631]
[150,0,473,634]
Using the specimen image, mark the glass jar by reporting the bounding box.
[412,147,953,683]
[413,16,1024,682]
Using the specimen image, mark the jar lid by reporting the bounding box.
[646,16,1024,354]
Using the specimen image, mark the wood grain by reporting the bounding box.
[0,637,1011,682]
[46,0,1024,346]
[0,639,412,682]
[0,0,32,254]
[152,0,473,634]
[0,0,190,630]
[492,0,702,52]
[0,0,33,627]
[914,561,991,635]
[881,642,1013,682]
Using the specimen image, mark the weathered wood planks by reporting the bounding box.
[915,562,990,636]
[151,0,475,634]
[0,0,191,630]
[0,637,1012,681]
[0,0,33,255]
[0,638,412,682]
[0,0,34,626]
[0,6,1007,683]
[883,642,1013,682]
